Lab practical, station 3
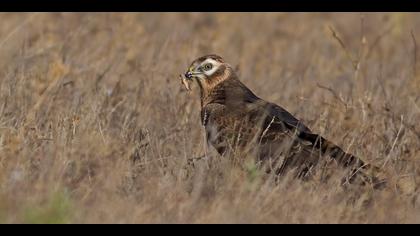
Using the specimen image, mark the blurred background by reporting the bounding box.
[0,13,419,223]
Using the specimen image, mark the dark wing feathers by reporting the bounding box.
[265,102,311,133]
[261,102,362,168]
[256,100,385,187]
[201,76,385,188]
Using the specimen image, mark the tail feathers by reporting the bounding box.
[298,131,387,189]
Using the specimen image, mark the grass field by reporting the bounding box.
[0,13,420,223]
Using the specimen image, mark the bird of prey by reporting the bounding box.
[181,54,385,187]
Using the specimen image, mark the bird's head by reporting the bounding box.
[181,54,234,92]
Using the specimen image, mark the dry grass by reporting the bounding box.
[0,13,420,224]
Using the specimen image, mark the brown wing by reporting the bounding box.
[265,102,312,133]
[249,100,359,165]
[204,89,363,168]
[257,102,387,186]
[201,79,385,187]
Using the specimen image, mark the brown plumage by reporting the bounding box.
[182,54,385,187]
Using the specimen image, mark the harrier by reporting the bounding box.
[181,54,385,187]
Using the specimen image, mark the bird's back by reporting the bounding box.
[202,78,384,186]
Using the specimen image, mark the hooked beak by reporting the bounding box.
[184,71,193,79]
[180,66,203,92]
[184,66,203,80]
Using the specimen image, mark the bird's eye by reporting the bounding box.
[203,63,213,71]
